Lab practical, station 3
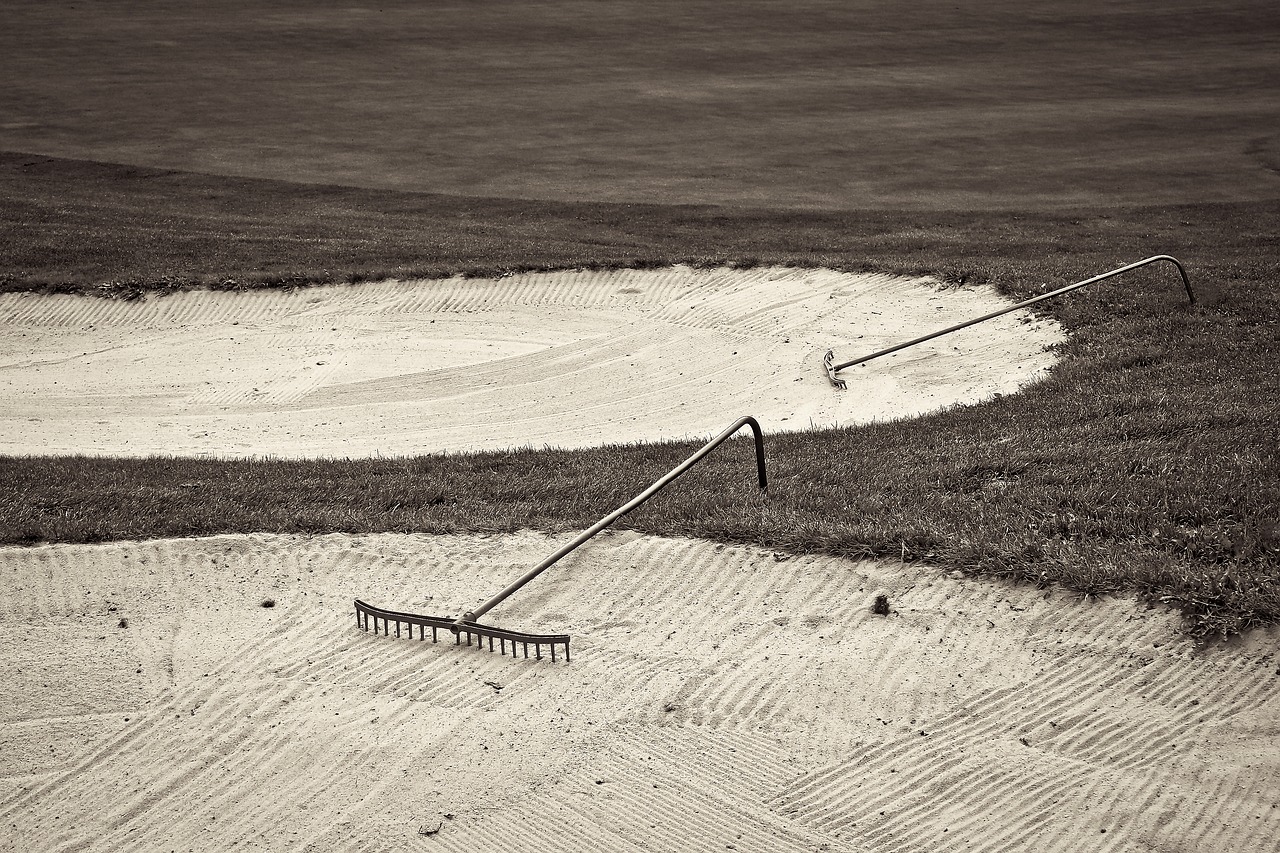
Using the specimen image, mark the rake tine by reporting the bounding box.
[353,602,569,663]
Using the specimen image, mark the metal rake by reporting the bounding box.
[354,414,768,662]
[824,255,1195,389]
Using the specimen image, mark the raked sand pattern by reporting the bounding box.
[1,532,1276,852]
[0,266,1061,457]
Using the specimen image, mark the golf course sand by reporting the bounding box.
[1,532,1276,851]
[5,266,1271,852]
[0,266,1061,457]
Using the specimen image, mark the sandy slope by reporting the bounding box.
[1,532,1276,852]
[0,266,1061,457]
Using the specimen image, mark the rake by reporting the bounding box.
[824,255,1195,389]
[354,414,768,662]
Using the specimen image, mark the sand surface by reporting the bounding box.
[0,266,1061,457]
[0,532,1276,852]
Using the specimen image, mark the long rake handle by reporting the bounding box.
[457,415,768,627]
[832,254,1194,373]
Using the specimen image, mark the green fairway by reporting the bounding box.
[2,0,1277,210]
[1,1,1278,636]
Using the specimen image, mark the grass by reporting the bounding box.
[2,0,1277,211]
[1,0,1278,637]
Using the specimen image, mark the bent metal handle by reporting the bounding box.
[457,415,768,628]
[827,255,1195,384]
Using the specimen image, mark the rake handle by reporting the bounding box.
[832,254,1194,373]
[457,415,768,627]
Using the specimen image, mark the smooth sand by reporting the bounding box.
[1,532,1275,851]
[0,266,1061,457]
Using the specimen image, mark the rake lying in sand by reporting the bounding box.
[824,255,1195,389]
[354,415,769,662]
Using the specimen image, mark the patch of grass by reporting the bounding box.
[1,151,1275,301]
[1,1,1276,211]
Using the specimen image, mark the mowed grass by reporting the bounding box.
[2,0,1277,211]
[1,0,1278,637]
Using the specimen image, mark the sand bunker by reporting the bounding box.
[0,532,1275,851]
[0,266,1061,457]
[9,265,1261,852]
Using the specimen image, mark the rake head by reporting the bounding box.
[823,350,847,390]
[354,599,570,662]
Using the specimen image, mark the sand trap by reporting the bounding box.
[0,266,1062,457]
[0,532,1275,851]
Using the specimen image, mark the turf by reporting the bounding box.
[2,0,1277,211]
[1,0,1278,637]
